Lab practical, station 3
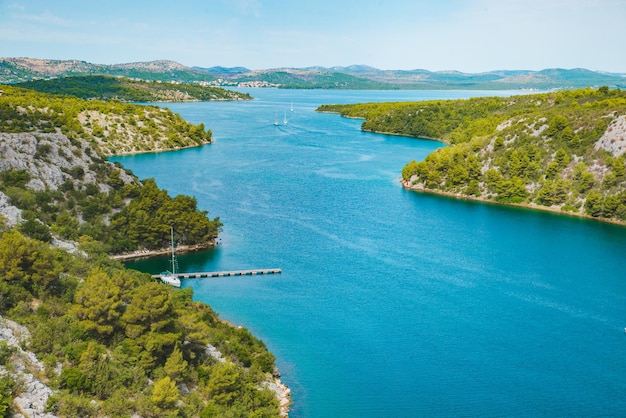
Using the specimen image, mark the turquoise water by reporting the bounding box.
[113,89,626,417]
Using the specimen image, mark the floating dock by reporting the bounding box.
[152,268,281,280]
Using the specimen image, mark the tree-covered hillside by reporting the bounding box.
[0,80,288,416]
[0,229,283,417]
[0,85,212,155]
[0,85,222,253]
[318,87,626,224]
[14,76,253,102]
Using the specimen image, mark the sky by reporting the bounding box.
[1,0,625,73]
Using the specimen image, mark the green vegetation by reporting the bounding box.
[15,76,253,102]
[0,228,281,417]
[0,170,222,253]
[0,84,212,155]
[0,75,284,415]
[319,87,626,223]
[108,178,221,253]
[0,85,222,253]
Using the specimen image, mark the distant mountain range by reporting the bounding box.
[1,57,625,90]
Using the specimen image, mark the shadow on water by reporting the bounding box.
[124,246,220,275]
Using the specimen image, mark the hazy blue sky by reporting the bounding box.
[1,0,625,72]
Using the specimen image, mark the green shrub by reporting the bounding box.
[0,374,15,418]
[0,341,13,366]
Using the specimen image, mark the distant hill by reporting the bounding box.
[326,66,626,90]
[194,66,251,76]
[2,57,625,90]
[0,57,216,83]
[228,68,395,89]
[14,75,253,102]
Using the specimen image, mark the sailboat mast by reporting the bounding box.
[170,226,176,275]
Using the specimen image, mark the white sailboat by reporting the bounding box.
[290,101,294,112]
[160,227,181,287]
[283,112,288,124]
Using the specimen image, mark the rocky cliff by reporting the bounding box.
[0,131,137,230]
[0,316,55,418]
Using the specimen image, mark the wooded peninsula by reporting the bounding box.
[318,87,626,225]
[0,85,288,416]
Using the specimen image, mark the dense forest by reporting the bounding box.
[14,76,253,102]
[0,86,286,416]
[0,169,222,254]
[318,87,626,223]
[0,229,281,417]
[0,85,222,253]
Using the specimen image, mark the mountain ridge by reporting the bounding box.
[2,57,625,89]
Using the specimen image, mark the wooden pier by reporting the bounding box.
[152,268,281,280]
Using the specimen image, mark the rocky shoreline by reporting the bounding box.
[265,378,292,417]
[110,240,217,261]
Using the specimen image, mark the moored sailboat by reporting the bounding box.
[160,227,181,287]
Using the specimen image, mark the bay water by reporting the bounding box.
[113,89,626,417]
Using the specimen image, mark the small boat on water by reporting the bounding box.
[160,227,181,287]
[283,112,288,124]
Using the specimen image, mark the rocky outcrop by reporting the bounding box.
[0,131,135,192]
[595,114,626,157]
[264,378,292,418]
[0,131,96,191]
[0,316,56,418]
[206,343,291,416]
[0,191,21,227]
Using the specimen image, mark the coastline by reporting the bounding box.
[402,180,626,228]
[105,140,213,157]
[112,244,293,415]
[110,240,216,261]
[315,109,445,142]
[324,102,626,229]
[108,145,292,415]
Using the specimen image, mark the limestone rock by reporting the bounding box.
[595,114,626,157]
[0,316,56,418]
[0,191,21,227]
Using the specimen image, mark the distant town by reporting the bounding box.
[199,79,281,88]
